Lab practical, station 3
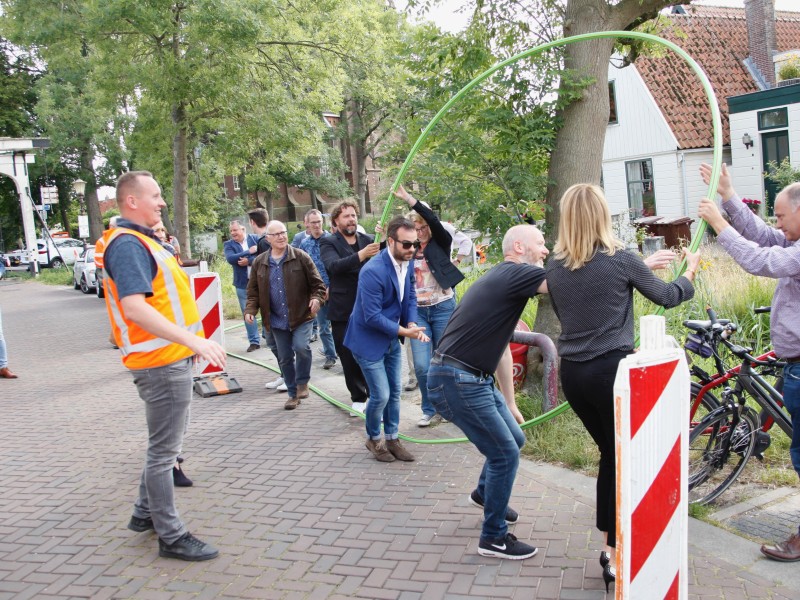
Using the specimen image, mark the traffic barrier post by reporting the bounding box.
[614,315,689,599]
[190,268,242,397]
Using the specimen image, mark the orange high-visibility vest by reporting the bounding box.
[103,227,203,369]
[94,236,106,269]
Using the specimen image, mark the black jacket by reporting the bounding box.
[412,201,465,291]
[320,231,375,322]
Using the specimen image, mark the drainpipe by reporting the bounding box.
[680,152,690,217]
[511,330,559,411]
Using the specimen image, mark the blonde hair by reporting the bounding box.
[553,184,623,270]
[405,211,424,225]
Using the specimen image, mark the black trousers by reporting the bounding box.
[330,320,369,403]
[560,349,627,549]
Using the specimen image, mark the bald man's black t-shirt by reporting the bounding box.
[436,261,546,374]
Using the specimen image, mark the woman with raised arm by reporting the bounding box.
[545,184,700,591]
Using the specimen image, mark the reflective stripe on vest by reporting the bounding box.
[103,227,202,369]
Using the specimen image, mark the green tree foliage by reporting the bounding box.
[766,158,800,190]
[387,22,557,241]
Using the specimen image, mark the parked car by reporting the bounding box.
[72,248,97,294]
[11,237,84,268]
[95,258,105,298]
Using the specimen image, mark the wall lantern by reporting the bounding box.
[742,133,754,149]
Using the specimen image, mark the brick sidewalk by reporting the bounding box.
[0,280,795,599]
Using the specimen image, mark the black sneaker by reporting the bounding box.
[127,515,154,533]
[478,533,538,560]
[158,532,219,561]
[468,490,519,525]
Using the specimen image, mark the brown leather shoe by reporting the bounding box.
[760,533,800,562]
[296,383,309,399]
[284,396,300,410]
[386,439,415,462]
[365,439,395,462]
[0,367,18,379]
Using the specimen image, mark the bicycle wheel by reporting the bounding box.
[688,406,759,505]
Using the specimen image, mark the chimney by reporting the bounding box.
[744,0,777,88]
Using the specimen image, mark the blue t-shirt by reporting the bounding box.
[104,219,158,300]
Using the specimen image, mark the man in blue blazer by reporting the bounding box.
[224,220,260,352]
[344,216,430,463]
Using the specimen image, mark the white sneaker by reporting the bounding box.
[351,401,366,418]
[265,376,285,390]
[418,414,441,427]
[277,382,288,392]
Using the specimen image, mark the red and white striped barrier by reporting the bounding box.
[191,267,225,376]
[614,315,689,600]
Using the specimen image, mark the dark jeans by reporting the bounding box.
[271,320,313,398]
[427,363,525,541]
[331,320,369,403]
[782,363,800,477]
[560,350,627,549]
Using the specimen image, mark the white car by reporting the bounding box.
[13,237,85,268]
[72,247,97,294]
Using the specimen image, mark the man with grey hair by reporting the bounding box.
[224,219,259,352]
[699,163,800,562]
[426,224,548,560]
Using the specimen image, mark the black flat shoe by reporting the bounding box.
[600,550,610,568]
[602,563,616,593]
[173,464,193,487]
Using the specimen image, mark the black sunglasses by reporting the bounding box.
[393,238,421,250]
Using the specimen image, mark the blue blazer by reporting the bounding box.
[344,248,418,361]
[224,234,258,289]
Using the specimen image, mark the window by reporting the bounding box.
[608,81,618,124]
[758,107,788,130]
[626,159,655,217]
[232,175,240,191]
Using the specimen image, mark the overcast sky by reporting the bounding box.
[398,0,800,34]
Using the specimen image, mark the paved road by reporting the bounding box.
[0,279,797,599]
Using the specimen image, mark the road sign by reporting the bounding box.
[40,186,58,204]
[78,215,89,239]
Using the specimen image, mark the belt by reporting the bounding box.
[431,352,491,379]
[786,356,800,364]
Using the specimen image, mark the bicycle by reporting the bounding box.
[683,306,790,504]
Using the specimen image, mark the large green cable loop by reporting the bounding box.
[229,32,722,444]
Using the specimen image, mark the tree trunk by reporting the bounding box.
[80,149,103,243]
[535,0,679,341]
[172,102,191,258]
[343,98,368,214]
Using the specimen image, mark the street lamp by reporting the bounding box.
[72,179,88,243]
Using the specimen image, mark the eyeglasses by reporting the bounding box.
[307,220,323,225]
[415,225,429,233]
[267,231,288,237]
[393,238,421,250]
[153,228,166,233]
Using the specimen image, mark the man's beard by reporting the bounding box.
[341,224,356,236]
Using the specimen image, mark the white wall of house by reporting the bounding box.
[602,62,732,222]
[729,102,800,204]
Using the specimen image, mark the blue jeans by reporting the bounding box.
[315,303,337,361]
[411,297,456,417]
[271,320,313,398]
[783,363,800,477]
[0,307,7,369]
[130,357,192,544]
[427,363,525,540]
[354,338,402,440]
[235,286,260,345]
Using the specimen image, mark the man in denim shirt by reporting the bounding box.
[300,210,337,369]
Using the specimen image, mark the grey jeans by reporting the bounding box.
[130,357,192,544]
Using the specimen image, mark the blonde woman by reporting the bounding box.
[546,184,699,590]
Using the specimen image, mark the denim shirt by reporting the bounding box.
[300,232,331,287]
[268,251,289,330]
